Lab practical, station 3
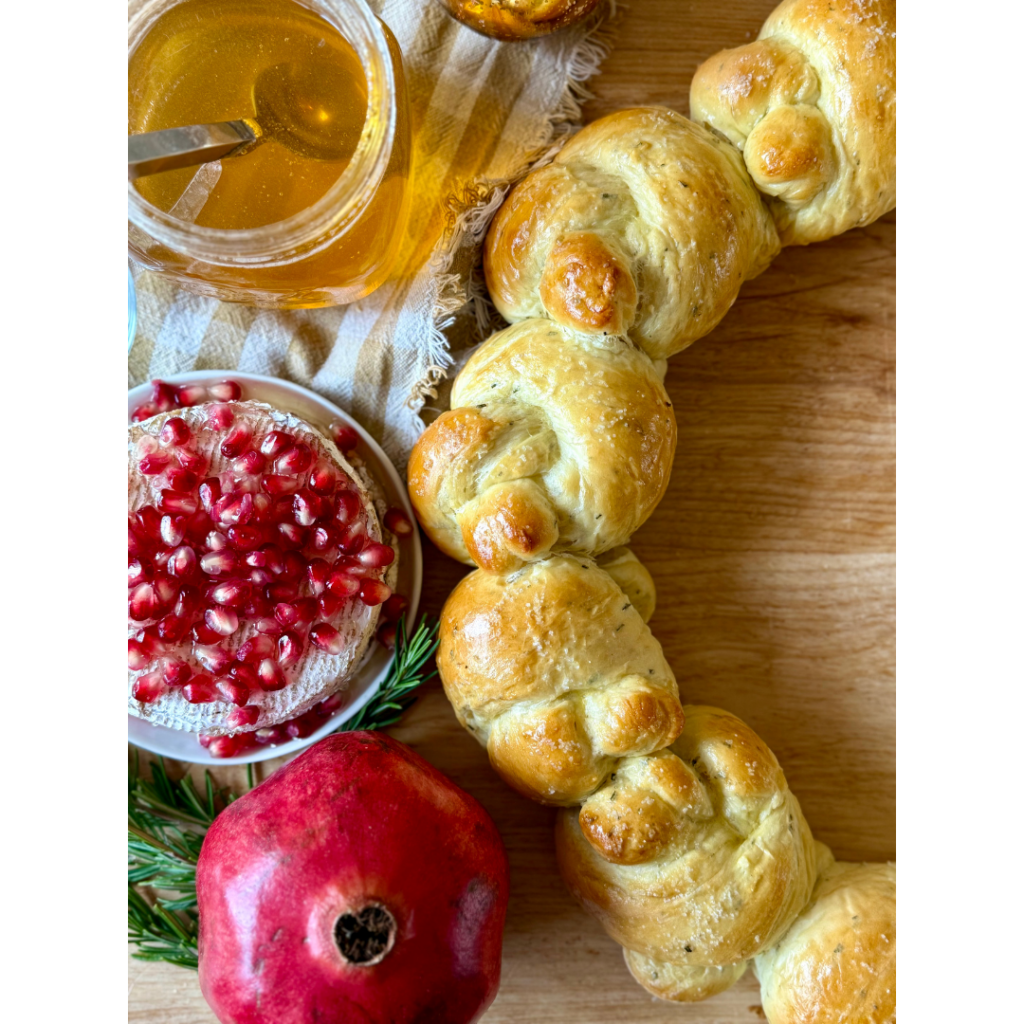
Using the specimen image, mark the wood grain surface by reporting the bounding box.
[128,1,896,1019]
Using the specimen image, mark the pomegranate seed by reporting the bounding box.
[208,735,244,758]
[205,605,239,636]
[200,550,238,576]
[311,524,340,552]
[128,639,149,670]
[184,511,213,542]
[166,467,199,493]
[159,515,186,547]
[227,525,263,552]
[220,424,253,459]
[198,734,214,749]
[275,444,313,475]
[134,506,163,540]
[359,579,392,606]
[257,659,287,691]
[237,633,276,664]
[257,544,285,575]
[159,491,199,516]
[139,452,171,475]
[183,676,218,703]
[207,403,234,430]
[381,594,408,622]
[194,643,234,674]
[278,632,303,668]
[199,480,222,512]
[139,627,167,657]
[229,662,259,690]
[177,450,209,476]
[174,383,207,407]
[274,602,301,628]
[233,450,265,475]
[208,579,251,608]
[307,559,330,595]
[318,592,345,618]
[286,717,317,739]
[266,581,300,604]
[129,583,161,621]
[249,568,272,586]
[342,520,369,554]
[128,525,146,559]
[309,462,341,495]
[253,616,283,635]
[220,471,257,495]
[212,493,254,527]
[128,559,148,587]
[157,613,191,643]
[162,659,192,686]
[254,725,287,745]
[358,541,395,569]
[229,705,261,729]
[138,435,161,458]
[377,623,398,649]
[251,493,274,521]
[326,569,360,598]
[160,417,191,447]
[245,591,273,619]
[168,545,198,579]
[261,474,300,496]
[216,675,251,706]
[383,507,414,537]
[244,549,267,569]
[260,430,294,458]
[335,491,361,525]
[151,550,171,573]
[205,530,229,553]
[294,598,318,628]
[329,421,359,451]
[132,671,165,704]
[275,523,306,550]
[310,622,346,654]
[151,380,178,411]
[293,490,324,526]
[192,622,221,644]
[208,380,242,401]
[131,402,158,423]
[279,551,306,581]
[317,693,345,716]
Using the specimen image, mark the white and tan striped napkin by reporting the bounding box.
[128,0,615,466]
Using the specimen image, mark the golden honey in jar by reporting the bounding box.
[127,0,412,308]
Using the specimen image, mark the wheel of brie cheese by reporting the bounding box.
[128,399,398,737]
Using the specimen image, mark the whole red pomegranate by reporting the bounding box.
[196,732,509,1023]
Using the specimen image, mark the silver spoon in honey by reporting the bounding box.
[128,58,366,180]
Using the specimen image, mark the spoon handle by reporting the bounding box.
[128,120,259,180]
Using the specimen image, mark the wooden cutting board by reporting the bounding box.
[127,2,895,1019]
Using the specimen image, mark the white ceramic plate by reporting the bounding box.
[127,371,423,765]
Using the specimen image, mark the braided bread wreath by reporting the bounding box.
[409,0,895,1017]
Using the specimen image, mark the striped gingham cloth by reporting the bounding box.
[128,0,614,466]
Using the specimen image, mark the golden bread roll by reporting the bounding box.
[484,108,780,360]
[555,706,822,997]
[438,552,684,806]
[439,0,601,41]
[755,859,896,1024]
[690,0,895,245]
[408,319,676,573]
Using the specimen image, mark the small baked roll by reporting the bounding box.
[555,706,822,998]
[408,318,676,573]
[438,552,684,806]
[755,859,896,1024]
[484,107,780,360]
[690,0,896,246]
[438,0,601,41]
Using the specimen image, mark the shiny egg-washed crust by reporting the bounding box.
[690,0,895,246]
[440,0,600,41]
[483,107,780,360]
[438,552,684,807]
[555,706,822,991]
[407,319,676,573]
[754,860,896,1024]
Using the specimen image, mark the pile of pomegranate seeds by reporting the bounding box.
[128,381,403,729]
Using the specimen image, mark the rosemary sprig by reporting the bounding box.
[128,615,439,971]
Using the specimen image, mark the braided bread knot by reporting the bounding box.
[484,107,780,360]
[556,706,823,1001]
[690,0,895,245]
[409,319,677,573]
[438,551,685,805]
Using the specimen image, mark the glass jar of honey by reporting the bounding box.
[128,0,412,309]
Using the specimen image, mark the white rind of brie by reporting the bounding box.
[127,401,397,736]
